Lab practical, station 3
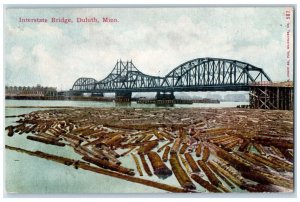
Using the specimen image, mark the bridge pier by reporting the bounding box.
[249,82,293,110]
[115,91,132,102]
[156,92,175,100]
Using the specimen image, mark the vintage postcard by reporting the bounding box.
[4,6,294,194]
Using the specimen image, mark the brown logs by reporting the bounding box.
[191,174,221,193]
[139,154,153,176]
[131,153,143,176]
[195,143,202,157]
[171,138,181,154]
[82,155,135,176]
[184,153,200,173]
[26,135,65,147]
[202,146,210,162]
[169,153,196,190]
[147,151,172,178]
[162,146,171,162]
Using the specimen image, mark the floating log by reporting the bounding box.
[147,151,172,178]
[102,134,124,148]
[157,130,174,141]
[184,153,200,173]
[270,146,285,159]
[210,161,243,187]
[240,169,293,189]
[133,134,147,143]
[162,146,171,162]
[82,155,134,176]
[267,156,293,172]
[197,160,220,187]
[207,161,235,189]
[191,174,221,193]
[153,130,165,141]
[169,153,196,190]
[170,138,181,154]
[138,140,158,155]
[120,146,136,157]
[207,142,251,171]
[195,143,202,157]
[244,152,283,171]
[179,154,191,173]
[142,134,154,142]
[179,143,188,154]
[6,126,14,137]
[202,146,210,162]
[157,141,173,153]
[242,184,282,192]
[238,140,250,152]
[131,154,143,176]
[139,154,153,176]
[253,143,266,155]
[26,135,65,147]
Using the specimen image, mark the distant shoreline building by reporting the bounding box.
[5,84,57,99]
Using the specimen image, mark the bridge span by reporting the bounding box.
[70,57,272,101]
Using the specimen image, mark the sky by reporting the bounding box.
[4,7,294,90]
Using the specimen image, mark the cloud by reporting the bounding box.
[5,8,292,90]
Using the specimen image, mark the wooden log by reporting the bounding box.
[169,153,196,190]
[162,146,171,162]
[26,135,65,147]
[142,134,154,142]
[82,155,135,176]
[206,142,251,171]
[179,143,188,154]
[179,154,191,173]
[195,143,202,157]
[153,130,165,141]
[270,146,285,159]
[233,151,267,168]
[138,140,158,155]
[253,143,266,155]
[244,152,283,171]
[102,134,124,148]
[6,126,14,137]
[157,131,174,141]
[133,134,147,143]
[147,151,172,178]
[131,154,143,176]
[202,146,210,162]
[207,161,235,189]
[170,138,181,154]
[242,184,282,192]
[197,160,220,187]
[184,153,200,173]
[120,146,136,157]
[139,154,153,176]
[157,141,173,153]
[240,169,293,189]
[267,156,293,172]
[191,174,221,193]
[238,139,250,152]
[210,161,243,187]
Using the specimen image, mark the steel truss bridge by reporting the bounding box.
[70,58,272,95]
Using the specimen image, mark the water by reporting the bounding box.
[5,100,248,194]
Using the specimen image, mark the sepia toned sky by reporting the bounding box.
[4,7,294,90]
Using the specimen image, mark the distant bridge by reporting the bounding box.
[70,58,272,98]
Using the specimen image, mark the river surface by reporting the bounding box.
[5,100,248,194]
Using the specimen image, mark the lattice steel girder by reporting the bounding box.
[70,58,272,92]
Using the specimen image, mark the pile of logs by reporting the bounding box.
[5,107,294,193]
